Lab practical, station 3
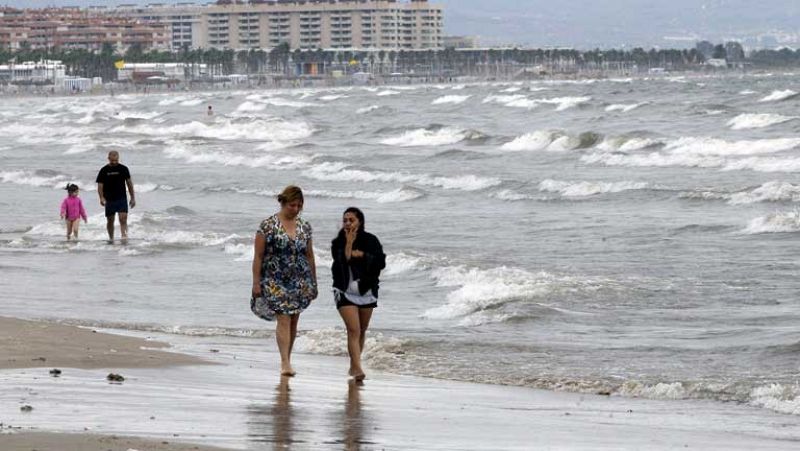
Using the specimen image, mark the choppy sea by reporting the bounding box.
[1,74,800,417]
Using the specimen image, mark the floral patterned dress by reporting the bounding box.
[256,214,316,317]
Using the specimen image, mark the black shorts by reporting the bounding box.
[105,198,128,217]
[335,292,377,310]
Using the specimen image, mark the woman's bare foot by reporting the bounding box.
[281,364,296,377]
[349,367,366,381]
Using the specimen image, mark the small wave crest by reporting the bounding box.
[483,94,590,111]
[114,117,313,144]
[605,103,644,113]
[381,126,485,147]
[760,89,798,102]
[302,162,500,192]
[538,179,649,197]
[742,210,800,234]
[501,130,600,152]
[431,95,471,105]
[727,113,797,130]
[421,265,593,326]
[729,181,800,204]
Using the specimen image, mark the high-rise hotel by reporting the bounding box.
[110,0,443,51]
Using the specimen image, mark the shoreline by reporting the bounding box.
[0,316,210,371]
[0,68,779,100]
[0,432,234,451]
[2,316,800,450]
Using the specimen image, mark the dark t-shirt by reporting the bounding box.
[95,164,131,201]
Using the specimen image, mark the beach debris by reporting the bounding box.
[49,368,62,377]
[31,357,46,362]
[107,373,125,382]
[597,390,611,396]
[20,405,33,412]
[210,349,220,353]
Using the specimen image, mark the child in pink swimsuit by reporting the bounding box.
[60,183,88,241]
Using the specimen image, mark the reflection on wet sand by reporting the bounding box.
[343,380,367,451]
[246,377,377,450]
[246,376,295,450]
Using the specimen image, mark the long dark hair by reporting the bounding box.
[336,207,366,242]
[343,207,365,232]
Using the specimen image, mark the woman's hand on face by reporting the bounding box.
[345,227,357,244]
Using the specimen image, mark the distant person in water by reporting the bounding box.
[96,151,135,243]
[207,105,213,116]
[331,207,385,381]
[60,183,87,241]
[251,185,318,376]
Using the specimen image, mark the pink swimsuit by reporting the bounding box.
[60,196,87,221]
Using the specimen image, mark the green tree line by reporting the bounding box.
[4,44,800,79]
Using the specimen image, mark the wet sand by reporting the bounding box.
[2,318,800,450]
[0,432,233,451]
[0,316,209,370]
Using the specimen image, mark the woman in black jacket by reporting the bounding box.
[331,207,386,381]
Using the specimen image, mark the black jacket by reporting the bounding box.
[331,230,386,297]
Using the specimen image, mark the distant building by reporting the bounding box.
[443,35,478,49]
[0,7,169,52]
[117,62,208,81]
[0,60,66,83]
[695,40,715,60]
[725,41,745,62]
[107,0,444,51]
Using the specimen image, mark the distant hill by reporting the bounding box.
[439,0,800,49]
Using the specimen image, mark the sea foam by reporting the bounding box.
[538,179,649,197]
[727,113,797,130]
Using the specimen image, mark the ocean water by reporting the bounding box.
[2,74,800,417]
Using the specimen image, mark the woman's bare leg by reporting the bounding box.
[289,314,300,355]
[275,314,296,376]
[358,308,374,356]
[338,306,365,380]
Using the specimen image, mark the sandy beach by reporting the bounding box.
[2,316,800,450]
[0,316,210,370]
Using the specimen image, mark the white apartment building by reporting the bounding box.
[109,0,443,51]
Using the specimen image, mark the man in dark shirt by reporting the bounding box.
[96,150,136,242]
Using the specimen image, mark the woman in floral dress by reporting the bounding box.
[251,185,317,376]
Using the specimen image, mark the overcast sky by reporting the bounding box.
[6,0,800,49]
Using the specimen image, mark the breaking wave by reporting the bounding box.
[760,89,798,102]
[728,181,800,204]
[113,117,313,144]
[605,103,644,113]
[538,179,649,197]
[302,162,501,191]
[501,130,601,152]
[727,113,797,130]
[381,126,485,147]
[742,210,800,234]
[431,95,471,105]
